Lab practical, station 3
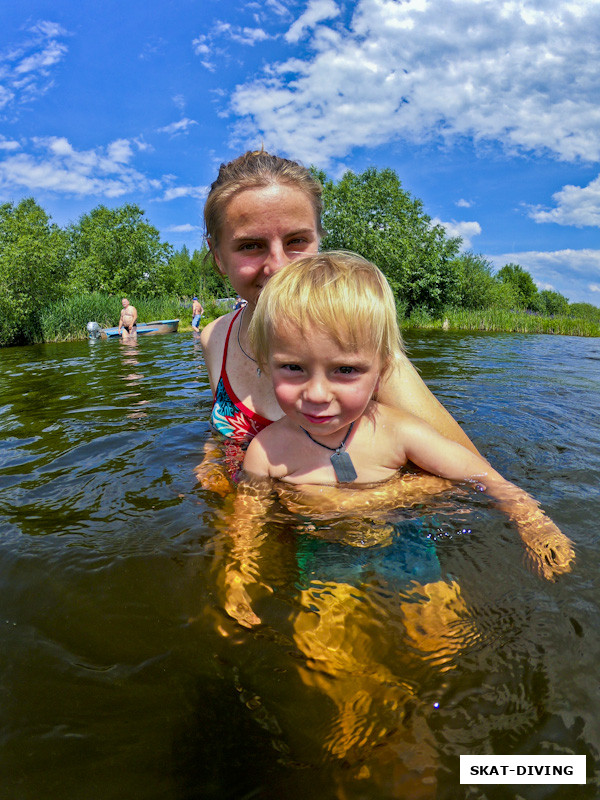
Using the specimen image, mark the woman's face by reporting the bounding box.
[211,183,320,309]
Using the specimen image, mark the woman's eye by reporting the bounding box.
[239,242,260,251]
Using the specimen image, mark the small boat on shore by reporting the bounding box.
[87,319,179,339]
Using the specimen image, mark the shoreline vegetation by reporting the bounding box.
[2,165,600,347]
[32,293,600,344]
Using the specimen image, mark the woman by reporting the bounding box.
[199,150,480,486]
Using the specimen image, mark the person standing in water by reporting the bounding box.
[118,298,137,341]
[191,296,204,332]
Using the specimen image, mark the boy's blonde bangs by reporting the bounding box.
[249,251,404,371]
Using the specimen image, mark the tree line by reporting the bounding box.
[1,167,599,346]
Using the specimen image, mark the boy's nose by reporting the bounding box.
[304,375,331,404]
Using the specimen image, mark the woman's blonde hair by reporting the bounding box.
[204,150,324,260]
[249,251,404,373]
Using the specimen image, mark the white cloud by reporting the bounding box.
[0,136,21,152]
[528,174,600,227]
[229,0,600,168]
[285,0,341,43]
[165,223,202,233]
[432,217,481,248]
[193,18,272,70]
[488,248,600,304]
[213,22,271,45]
[0,21,69,114]
[156,118,198,136]
[456,198,472,208]
[0,137,152,198]
[159,185,208,201]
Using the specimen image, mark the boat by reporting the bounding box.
[87,319,179,339]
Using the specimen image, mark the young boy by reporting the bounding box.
[243,251,574,580]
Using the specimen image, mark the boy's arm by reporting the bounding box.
[399,414,574,581]
[242,434,272,478]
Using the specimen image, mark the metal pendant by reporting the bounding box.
[330,450,357,483]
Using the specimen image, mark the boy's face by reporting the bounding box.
[268,324,382,446]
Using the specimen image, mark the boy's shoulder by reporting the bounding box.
[253,415,299,448]
[245,417,300,479]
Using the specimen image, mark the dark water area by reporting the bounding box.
[0,330,599,799]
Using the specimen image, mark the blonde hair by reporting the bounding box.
[249,251,404,373]
[204,150,324,261]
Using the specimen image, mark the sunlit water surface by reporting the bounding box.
[0,331,599,799]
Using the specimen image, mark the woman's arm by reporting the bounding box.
[218,477,274,627]
[379,352,483,456]
[199,313,232,395]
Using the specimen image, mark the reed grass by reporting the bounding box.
[39,293,185,341]
[37,294,600,342]
[401,306,600,337]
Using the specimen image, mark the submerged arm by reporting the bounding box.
[220,475,275,627]
[401,417,575,580]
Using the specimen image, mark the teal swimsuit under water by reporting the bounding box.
[295,518,441,590]
[210,308,272,443]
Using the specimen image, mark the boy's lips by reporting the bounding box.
[302,413,334,424]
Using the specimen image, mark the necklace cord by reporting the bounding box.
[237,307,261,376]
[301,421,354,452]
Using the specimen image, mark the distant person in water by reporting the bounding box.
[118,298,137,341]
[242,250,574,581]
[192,296,204,332]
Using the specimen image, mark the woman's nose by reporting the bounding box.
[262,242,289,275]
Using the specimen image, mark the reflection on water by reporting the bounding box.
[0,331,599,799]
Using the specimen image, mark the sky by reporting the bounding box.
[1,0,600,305]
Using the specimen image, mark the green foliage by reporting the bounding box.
[65,204,173,297]
[0,198,68,346]
[568,302,600,324]
[450,252,503,309]
[166,245,231,300]
[497,262,539,309]
[316,166,461,314]
[533,289,570,317]
[2,187,599,345]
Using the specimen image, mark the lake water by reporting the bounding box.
[0,330,599,799]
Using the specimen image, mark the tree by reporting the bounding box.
[535,289,569,317]
[192,247,231,298]
[496,263,539,310]
[315,167,462,313]
[568,302,600,323]
[449,252,497,309]
[65,204,173,297]
[0,198,67,345]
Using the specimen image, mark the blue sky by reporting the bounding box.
[1,0,600,305]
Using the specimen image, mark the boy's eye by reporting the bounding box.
[239,242,260,251]
[282,363,302,372]
[338,366,355,374]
